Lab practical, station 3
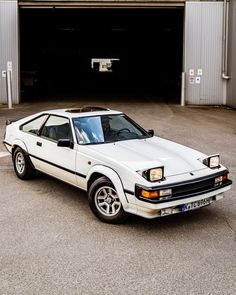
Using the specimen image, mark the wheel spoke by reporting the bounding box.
[98,201,106,208]
[111,204,116,214]
[16,153,25,174]
[102,188,108,196]
[106,204,110,214]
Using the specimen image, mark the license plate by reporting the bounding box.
[181,198,211,212]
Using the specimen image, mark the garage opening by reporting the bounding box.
[20,8,184,103]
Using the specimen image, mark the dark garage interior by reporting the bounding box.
[20,8,184,103]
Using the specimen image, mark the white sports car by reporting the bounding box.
[3,106,232,223]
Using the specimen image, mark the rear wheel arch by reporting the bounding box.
[11,140,28,156]
[12,146,36,179]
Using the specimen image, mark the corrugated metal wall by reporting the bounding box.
[0,0,19,104]
[185,1,224,105]
[227,0,236,108]
[18,0,185,7]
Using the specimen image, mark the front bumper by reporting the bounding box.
[124,170,232,219]
[131,184,231,219]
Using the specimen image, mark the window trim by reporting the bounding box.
[72,113,150,145]
[39,114,74,144]
[20,114,49,136]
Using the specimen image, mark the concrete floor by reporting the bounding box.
[0,99,235,294]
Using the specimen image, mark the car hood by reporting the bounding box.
[89,137,207,177]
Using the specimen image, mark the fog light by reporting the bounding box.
[215,176,223,184]
[159,189,172,197]
[161,208,173,216]
[215,174,228,184]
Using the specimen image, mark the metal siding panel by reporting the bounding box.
[185,2,224,105]
[18,0,186,7]
[0,0,19,104]
[227,0,236,108]
[185,2,201,104]
[200,3,223,105]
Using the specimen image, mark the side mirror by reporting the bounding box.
[147,129,154,137]
[57,139,74,149]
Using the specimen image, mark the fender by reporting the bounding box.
[87,165,130,209]
[12,139,28,154]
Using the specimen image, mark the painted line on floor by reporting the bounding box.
[0,152,10,158]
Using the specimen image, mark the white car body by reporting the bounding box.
[3,107,232,223]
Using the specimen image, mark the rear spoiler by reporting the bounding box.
[6,118,22,125]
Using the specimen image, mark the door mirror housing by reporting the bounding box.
[57,139,74,149]
[147,129,154,137]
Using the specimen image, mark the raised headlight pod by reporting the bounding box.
[203,155,220,169]
[142,167,164,182]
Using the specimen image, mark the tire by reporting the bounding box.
[88,176,129,224]
[13,147,36,180]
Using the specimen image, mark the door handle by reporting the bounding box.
[36,141,42,147]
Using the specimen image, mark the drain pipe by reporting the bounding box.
[181,72,186,106]
[222,0,230,80]
[6,70,13,109]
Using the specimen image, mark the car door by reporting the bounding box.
[31,115,77,186]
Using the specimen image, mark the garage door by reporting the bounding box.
[19,1,184,103]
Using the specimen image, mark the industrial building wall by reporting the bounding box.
[18,0,185,7]
[227,0,236,108]
[0,0,19,104]
[184,1,224,105]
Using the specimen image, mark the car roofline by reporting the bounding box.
[45,109,123,118]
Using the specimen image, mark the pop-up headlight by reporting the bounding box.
[203,155,220,169]
[141,167,164,182]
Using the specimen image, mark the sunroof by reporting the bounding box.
[66,106,110,113]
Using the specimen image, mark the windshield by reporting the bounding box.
[73,114,149,144]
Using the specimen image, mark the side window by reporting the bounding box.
[22,115,48,135]
[41,116,72,142]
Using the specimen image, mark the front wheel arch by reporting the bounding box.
[87,172,107,192]
[86,165,129,209]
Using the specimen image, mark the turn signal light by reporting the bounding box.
[141,190,159,199]
[222,174,228,181]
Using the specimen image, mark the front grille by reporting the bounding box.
[172,177,216,198]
